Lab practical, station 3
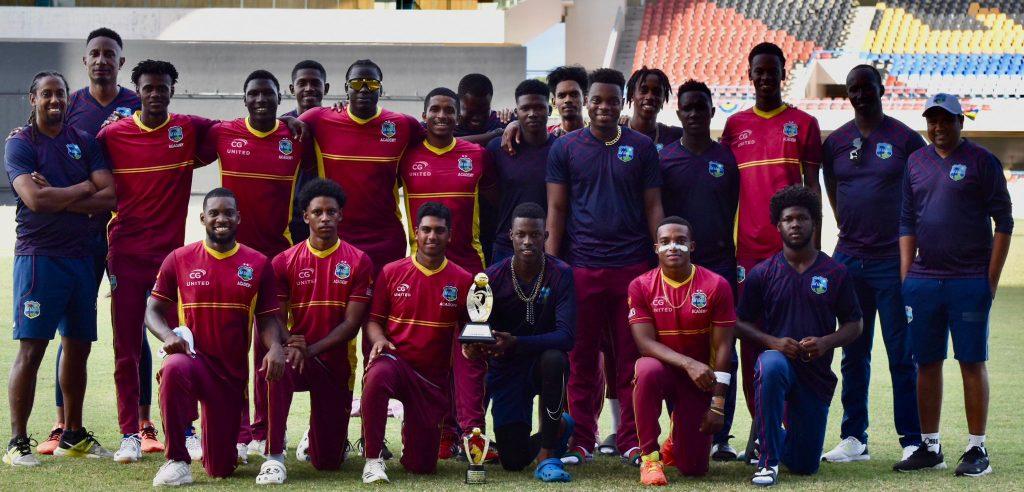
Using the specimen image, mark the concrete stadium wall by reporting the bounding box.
[0,39,525,196]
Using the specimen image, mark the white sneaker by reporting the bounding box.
[902,444,919,461]
[256,459,287,485]
[236,443,249,464]
[247,439,267,457]
[153,460,193,486]
[362,457,389,483]
[113,435,142,463]
[3,438,40,467]
[185,434,203,461]
[295,429,310,462]
[751,465,779,486]
[821,436,870,463]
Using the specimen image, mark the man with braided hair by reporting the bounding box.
[625,67,682,152]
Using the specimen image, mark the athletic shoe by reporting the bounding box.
[140,422,164,453]
[902,444,919,461]
[295,429,310,462]
[893,445,946,472]
[3,437,40,467]
[622,447,643,467]
[185,434,203,461]
[113,434,142,463]
[36,426,63,455]
[751,465,779,486]
[153,460,193,487]
[598,433,617,455]
[236,443,249,465]
[438,431,460,460]
[639,451,668,486]
[738,440,760,465]
[355,437,394,460]
[54,428,113,459]
[561,445,594,465]
[711,442,738,462]
[362,458,389,484]
[821,436,870,463]
[247,439,267,457]
[256,459,287,485]
[955,446,992,477]
[660,438,675,467]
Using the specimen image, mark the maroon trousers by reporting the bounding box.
[633,357,713,476]
[238,329,269,444]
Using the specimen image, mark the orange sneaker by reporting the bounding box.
[36,426,63,455]
[660,437,675,467]
[140,422,165,453]
[438,431,459,460]
[640,451,669,486]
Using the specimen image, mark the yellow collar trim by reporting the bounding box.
[305,239,340,258]
[661,266,694,289]
[203,241,240,260]
[412,255,448,276]
[753,104,788,119]
[245,117,280,138]
[132,111,171,132]
[348,106,382,125]
[423,138,457,155]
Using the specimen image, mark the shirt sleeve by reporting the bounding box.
[546,137,569,184]
[710,275,737,328]
[801,116,823,168]
[627,277,654,325]
[478,148,497,191]
[254,259,281,316]
[150,252,179,303]
[640,140,662,189]
[905,129,927,156]
[405,113,426,142]
[820,135,835,183]
[982,153,1014,235]
[348,253,374,303]
[82,134,110,174]
[719,117,734,147]
[4,136,36,184]
[833,268,862,324]
[735,266,764,323]
[190,116,219,166]
[196,122,221,166]
[515,264,576,354]
[898,156,917,237]
[368,268,391,323]
[271,252,291,301]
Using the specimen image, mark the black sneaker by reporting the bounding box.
[893,445,946,472]
[955,446,992,477]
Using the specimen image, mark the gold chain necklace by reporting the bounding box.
[658,266,694,310]
[603,125,622,146]
[511,254,546,324]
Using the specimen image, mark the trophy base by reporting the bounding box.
[459,322,496,345]
[465,465,487,484]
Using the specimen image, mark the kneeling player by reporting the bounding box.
[145,188,298,486]
[471,203,576,482]
[628,217,735,485]
[360,202,473,483]
[255,178,373,485]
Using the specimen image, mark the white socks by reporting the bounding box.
[922,433,941,453]
[609,399,620,434]
[967,434,986,451]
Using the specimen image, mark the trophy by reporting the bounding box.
[459,273,496,344]
[463,427,490,484]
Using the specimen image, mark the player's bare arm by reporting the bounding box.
[306,300,368,358]
[144,296,190,356]
[11,173,95,214]
[735,319,800,359]
[66,169,116,215]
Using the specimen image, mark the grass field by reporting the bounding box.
[1,230,1022,491]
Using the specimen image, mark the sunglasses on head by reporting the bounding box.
[850,137,863,165]
[347,78,381,92]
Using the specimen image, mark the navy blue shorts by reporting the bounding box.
[13,255,98,342]
[902,277,990,364]
[487,357,541,429]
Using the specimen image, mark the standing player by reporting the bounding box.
[96,59,216,463]
[734,186,862,487]
[455,73,509,144]
[474,202,575,482]
[284,60,330,244]
[399,87,496,457]
[547,65,588,136]
[658,80,741,460]
[820,65,924,463]
[360,202,473,484]
[547,68,664,465]
[146,188,296,486]
[629,217,735,484]
[893,94,1013,476]
[487,79,555,264]
[625,67,683,151]
[4,71,115,466]
[257,178,372,485]
[720,42,822,460]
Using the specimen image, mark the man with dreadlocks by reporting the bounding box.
[625,67,683,152]
[4,70,116,466]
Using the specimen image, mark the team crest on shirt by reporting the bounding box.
[334,261,351,281]
[168,126,184,143]
[66,143,82,160]
[381,120,397,139]
[458,156,474,173]
[810,275,829,295]
[783,122,799,138]
[23,300,40,319]
[949,164,967,181]
[237,264,254,283]
[279,139,293,156]
[442,285,459,303]
[905,305,914,323]
[617,145,634,162]
[691,290,708,309]
[875,142,893,160]
[737,266,746,283]
[115,107,133,117]
[708,161,725,178]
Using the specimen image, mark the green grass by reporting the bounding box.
[1,232,1022,490]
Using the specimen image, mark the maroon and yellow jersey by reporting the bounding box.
[272,239,373,381]
[721,105,822,262]
[369,256,471,386]
[627,265,735,364]
[152,241,279,384]
[97,112,215,258]
[205,118,309,258]
[399,139,495,273]
[298,107,424,269]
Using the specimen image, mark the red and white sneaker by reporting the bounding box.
[36,426,63,455]
[139,422,164,453]
[438,431,460,460]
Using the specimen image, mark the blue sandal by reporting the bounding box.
[535,457,572,482]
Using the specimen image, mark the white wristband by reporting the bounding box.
[714,371,731,385]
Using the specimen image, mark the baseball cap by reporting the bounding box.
[922,93,963,116]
